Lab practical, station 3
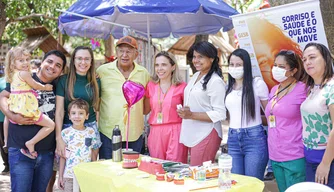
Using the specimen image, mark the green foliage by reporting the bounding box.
[2,0,105,57]
[227,0,258,13]
[4,0,73,45]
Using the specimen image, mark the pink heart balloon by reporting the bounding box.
[122,80,145,107]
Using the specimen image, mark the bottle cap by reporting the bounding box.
[113,125,121,136]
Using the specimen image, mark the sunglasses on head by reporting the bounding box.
[279,49,295,56]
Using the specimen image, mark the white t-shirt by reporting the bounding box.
[225,77,268,128]
[61,126,97,178]
[180,72,226,147]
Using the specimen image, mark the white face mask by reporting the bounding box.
[228,67,244,79]
[272,66,288,82]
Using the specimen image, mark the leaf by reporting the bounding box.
[309,115,317,120]
[326,98,330,106]
[322,114,329,123]
[322,125,329,135]
[315,122,322,132]
[306,126,311,132]
[310,131,318,139]
[323,93,330,98]
[319,136,326,144]
[316,113,323,122]
[303,116,309,124]
[309,120,314,128]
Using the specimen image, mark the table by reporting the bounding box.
[73,160,265,192]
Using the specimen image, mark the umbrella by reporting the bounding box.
[58,0,239,39]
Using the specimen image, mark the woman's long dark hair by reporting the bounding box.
[188,41,222,90]
[225,49,255,125]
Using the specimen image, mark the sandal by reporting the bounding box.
[20,149,38,159]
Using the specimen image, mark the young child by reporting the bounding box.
[58,99,98,191]
[4,47,55,159]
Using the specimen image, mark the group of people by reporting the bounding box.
[0,35,332,192]
[225,43,334,192]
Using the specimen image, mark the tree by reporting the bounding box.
[1,0,73,46]
[319,0,334,53]
[0,0,108,57]
[268,0,334,53]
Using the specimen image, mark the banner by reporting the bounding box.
[231,0,328,90]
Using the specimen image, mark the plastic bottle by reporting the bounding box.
[112,125,122,162]
[218,153,233,190]
[196,166,206,182]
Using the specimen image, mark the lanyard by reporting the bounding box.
[268,82,293,101]
[157,83,171,112]
[270,81,295,115]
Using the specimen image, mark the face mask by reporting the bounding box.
[272,66,288,82]
[228,67,244,79]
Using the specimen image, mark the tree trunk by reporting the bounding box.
[104,35,115,63]
[319,0,334,53]
[187,34,209,74]
[0,2,6,48]
[268,0,301,6]
[268,0,334,53]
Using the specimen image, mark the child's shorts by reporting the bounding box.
[62,178,73,192]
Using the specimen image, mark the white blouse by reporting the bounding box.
[225,77,268,128]
[180,72,226,147]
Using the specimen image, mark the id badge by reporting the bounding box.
[157,112,163,124]
[269,115,276,128]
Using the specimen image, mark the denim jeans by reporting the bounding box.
[263,126,273,173]
[227,124,269,180]
[9,147,54,192]
[306,161,334,189]
[99,132,143,159]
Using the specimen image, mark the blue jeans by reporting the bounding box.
[306,161,334,189]
[227,125,269,180]
[263,126,273,173]
[99,132,143,159]
[9,147,54,192]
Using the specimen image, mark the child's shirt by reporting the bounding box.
[61,126,97,178]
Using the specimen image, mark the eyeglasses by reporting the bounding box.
[117,49,135,55]
[75,57,91,63]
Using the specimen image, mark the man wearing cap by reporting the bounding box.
[97,36,150,159]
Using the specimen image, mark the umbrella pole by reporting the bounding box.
[147,16,151,69]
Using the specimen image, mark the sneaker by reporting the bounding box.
[264,172,275,181]
[1,166,9,175]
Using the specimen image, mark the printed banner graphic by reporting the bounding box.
[232,0,328,90]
